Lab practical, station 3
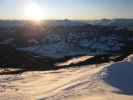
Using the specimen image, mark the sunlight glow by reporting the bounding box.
[24,2,45,21]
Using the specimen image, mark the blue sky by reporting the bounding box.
[0,0,133,20]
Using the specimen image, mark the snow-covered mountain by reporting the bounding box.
[0,20,133,100]
[86,18,133,29]
[18,25,133,58]
[43,20,86,27]
[0,20,133,58]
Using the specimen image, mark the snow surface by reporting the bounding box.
[102,54,133,95]
[0,54,133,100]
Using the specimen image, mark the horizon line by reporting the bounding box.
[0,17,133,21]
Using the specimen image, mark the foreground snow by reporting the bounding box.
[0,55,133,100]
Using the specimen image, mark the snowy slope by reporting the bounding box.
[1,54,133,100]
[102,54,133,95]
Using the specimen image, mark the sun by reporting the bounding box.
[24,2,44,21]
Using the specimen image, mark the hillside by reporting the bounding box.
[0,54,133,100]
[0,20,133,100]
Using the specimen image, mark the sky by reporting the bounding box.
[0,0,133,20]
